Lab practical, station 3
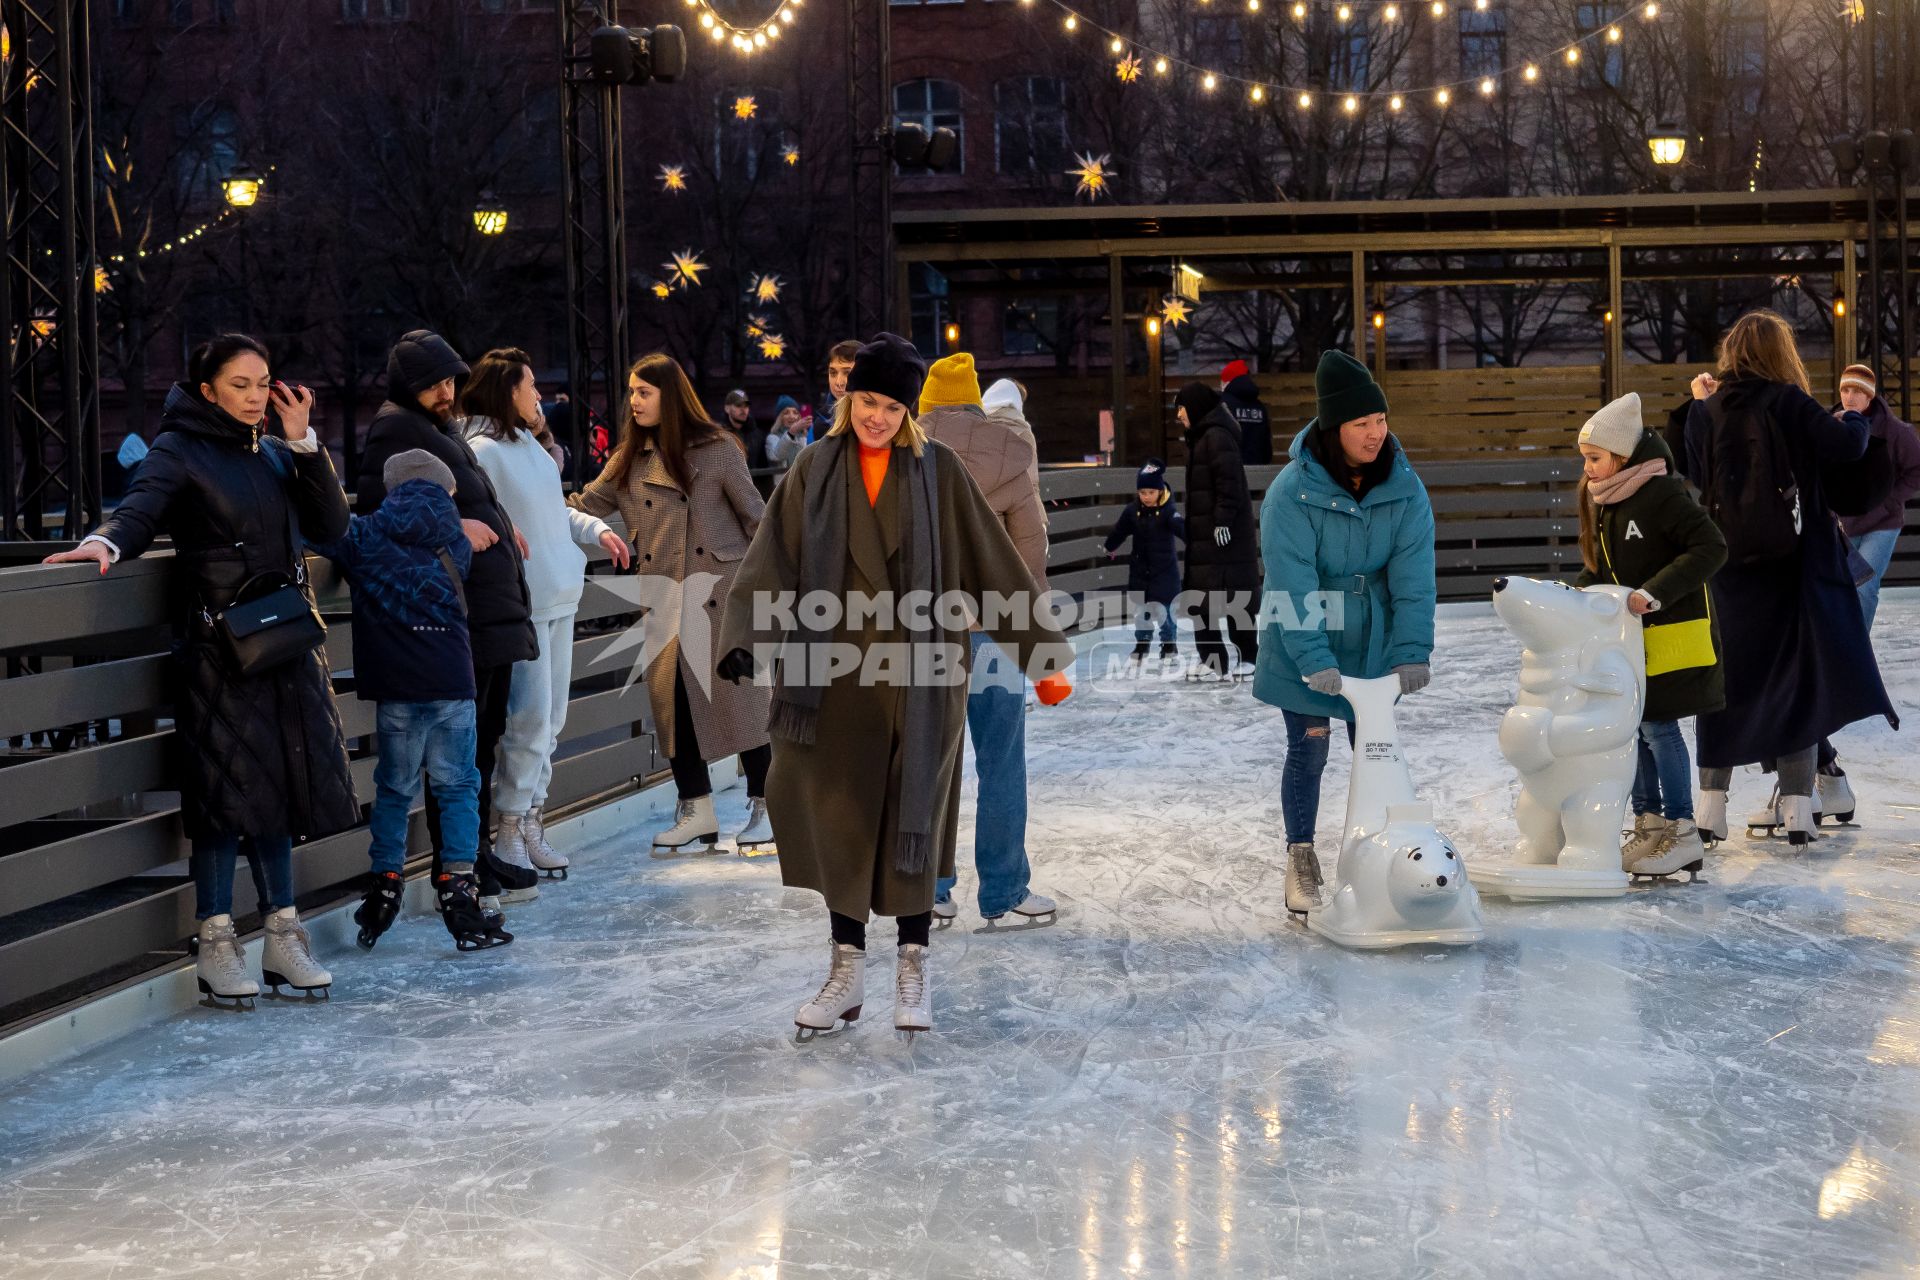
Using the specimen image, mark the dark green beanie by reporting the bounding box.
[1315,350,1388,429]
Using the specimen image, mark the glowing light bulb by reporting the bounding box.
[1524,63,1538,81]
[1248,0,1261,11]
[1607,24,1622,41]
[1203,72,1218,91]
[1436,87,1451,105]
[1337,3,1351,19]
[1111,36,1124,52]
[1383,2,1398,18]
[1154,56,1169,74]
[1566,46,1581,63]
[1293,0,1306,14]
[1064,14,1078,30]
[699,11,714,27]
[1643,1,1659,16]
[1344,94,1360,114]
[1479,77,1495,95]
[1388,94,1404,111]
[1429,0,1445,15]
[1250,85,1265,103]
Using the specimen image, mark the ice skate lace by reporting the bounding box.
[676,799,698,825]
[897,949,926,1009]
[270,917,317,966]
[812,950,858,1008]
[204,927,247,980]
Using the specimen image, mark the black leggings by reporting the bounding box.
[668,668,771,800]
[832,910,932,950]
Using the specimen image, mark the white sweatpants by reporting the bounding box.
[495,611,576,815]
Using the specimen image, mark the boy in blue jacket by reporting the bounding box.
[315,449,509,953]
[1104,457,1187,665]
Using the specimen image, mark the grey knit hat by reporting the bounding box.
[383,448,456,495]
[1577,393,1644,458]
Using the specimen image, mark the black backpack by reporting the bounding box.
[1699,385,1802,567]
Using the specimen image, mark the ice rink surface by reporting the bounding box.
[2,599,1918,1279]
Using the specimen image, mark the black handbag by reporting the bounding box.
[204,443,327,677]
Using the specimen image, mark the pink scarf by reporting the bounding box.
[1588,457,1668,505]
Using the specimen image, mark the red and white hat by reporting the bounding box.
[1840,364,1877,397]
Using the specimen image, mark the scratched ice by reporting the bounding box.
[2,599,1918,1278]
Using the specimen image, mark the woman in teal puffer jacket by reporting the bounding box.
[1252,351,1437,914]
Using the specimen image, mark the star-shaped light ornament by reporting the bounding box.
[745,313,771,338]
[758,334,787,361]
[752,274,784,304]
[1160,296,1193,328]
[733,95,758,120]
[658,164,688,193]
[1117,54,1143,84]
[664,249,708,289]
[1068,152,1115,202]
[781,144,800,166]
[651,280,674,301]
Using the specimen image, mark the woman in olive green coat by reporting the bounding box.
[715,334,1074,1042]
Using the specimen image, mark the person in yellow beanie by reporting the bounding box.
[917,352,1067,932]
[919,352,984,413]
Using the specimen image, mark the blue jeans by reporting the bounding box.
[370,699,481,876]
[937,633,1031,917]
[1631,719,1694,821]
[1851,527,1900,634]
[192,834,294,920]
[1280,710,1355,844]
[1133,601,1177,647]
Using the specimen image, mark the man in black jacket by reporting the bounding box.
[1175,382,1262,678]
[356,329,540,897]
[1220,360,1273,466]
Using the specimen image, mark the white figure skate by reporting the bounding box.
[932,898,958,929]
[894,944,932,1043]
[978,892,1057,933]
[1472,577,1640,900]
[732,797,777,857]
[794,942,865,1043]
[651,794,720,857]
[1305,675,1485,949]
[261,910,332,1000]
[1816,765,1857,826]
[195,915,258,1010]
[522,809,570,879]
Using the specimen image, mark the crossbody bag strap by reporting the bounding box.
[260,438,308,587]
[436,548,469,616]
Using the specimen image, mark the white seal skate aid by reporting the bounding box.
[1306,675,1485,949]
[1472,576,1640,900]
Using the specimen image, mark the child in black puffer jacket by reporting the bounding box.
[1105,457,1187,663]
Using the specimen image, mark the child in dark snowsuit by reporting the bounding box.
[1572,393,1728,877]
[1105,457,1188,663]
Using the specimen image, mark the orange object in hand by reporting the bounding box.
[1034,672,1073,706]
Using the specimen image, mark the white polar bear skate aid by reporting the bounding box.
[1307,674,1486,950]
[1471,576,1644,901]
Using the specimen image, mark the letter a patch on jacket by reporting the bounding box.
[1624,520,1644,541]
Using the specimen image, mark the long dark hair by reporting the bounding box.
[189,333,271,396]
[462,347,536,441]
[599,352,724,494]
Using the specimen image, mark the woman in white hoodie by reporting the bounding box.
[464,348,632,887]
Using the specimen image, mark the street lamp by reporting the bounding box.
[473,191,509,236]
[221,163,264,209]
[1647,123,1686,167]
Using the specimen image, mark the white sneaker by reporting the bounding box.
[733,797,776,854]
[1699,790,1728,845]
[1621,813,1671,868]
[261,909,332,998]
[522,809,569,878]
[651,794,719,856]
[795,942,865,1040]
[894,944,932,1038]
[1627,820,1706,878]
[196,915,258,1006]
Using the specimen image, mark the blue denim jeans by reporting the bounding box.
[1133,601,1178,647]
[1280,710,1355,844]
[1851,527,1900,634]
[370,699,481,876]
[192,834,294,920]
[937,633,1032,917]
[1631,719,1695,821]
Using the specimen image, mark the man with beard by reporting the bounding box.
[356,330,541,916]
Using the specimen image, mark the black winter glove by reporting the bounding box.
[716,648,758,684]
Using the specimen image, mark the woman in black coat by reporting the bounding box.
[1174,382,1261,677]
[44,335,357,1004]
[1676,310,1899,846]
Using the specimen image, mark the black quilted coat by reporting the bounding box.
[93,385,359,842]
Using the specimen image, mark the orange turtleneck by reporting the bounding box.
[859,442,891,507]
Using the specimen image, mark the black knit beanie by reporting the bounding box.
[846,332,928,411]
[1314,349,1388,430]
[1135,457,1169,491]
[1174,382,1221,426]
[387,329,470,399]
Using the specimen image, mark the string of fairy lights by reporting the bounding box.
[1031,0,1665,110]
[683,0,806,56]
